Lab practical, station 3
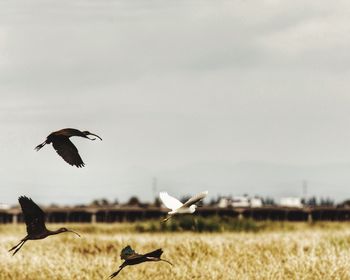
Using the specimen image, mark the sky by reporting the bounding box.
[1,0,350,205]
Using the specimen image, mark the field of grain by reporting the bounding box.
[1,223,350,280]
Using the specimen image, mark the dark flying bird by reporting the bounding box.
[109,245,173,278]
[9,196,80,256]
[159,190,208,222]
[35,128,102,167]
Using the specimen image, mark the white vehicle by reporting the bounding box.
[231,196,250,207]
[0,203,10,210]
[279,197,303,208]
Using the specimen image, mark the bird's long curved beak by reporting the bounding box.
[68,229,81,237]
[160,258,173,266]
[87,133,102,141]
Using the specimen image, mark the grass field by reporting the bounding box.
[1,222,350,279]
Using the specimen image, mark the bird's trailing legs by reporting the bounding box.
[161,215,173,223]
[109,264,126,279]
[9,238,28,256]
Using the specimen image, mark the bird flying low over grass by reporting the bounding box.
[159,190,208,222]
[35,128,102,168]
[9,196,80,256]
[109,245,173,278]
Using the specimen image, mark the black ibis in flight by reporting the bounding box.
[9,196,80,256]
[109,245,173,278]
[35,128,102,167]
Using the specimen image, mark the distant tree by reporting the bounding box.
[100,198,109,206]
[319,197,334,207]
[263,197,275,206]
[209,198,218,206]
[49,203,59,208]
[153,197,161,207]
[127,196,140,206]
[90,198,110,207]
[91,199,101,206]
[75,204,86,208]
[306,197,317,207]
[338,200,350,208]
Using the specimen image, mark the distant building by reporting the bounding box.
[217,196,263,208]
[250,197,263,208]
[218,197,230,208]
[0,203,10,210]
[279,197,303,208]
[232,196,250,207]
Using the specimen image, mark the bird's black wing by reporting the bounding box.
[52,137,85,168]
[121,245,142,260]
[18,196,47,235]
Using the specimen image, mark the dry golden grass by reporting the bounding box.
[1,223,350,279]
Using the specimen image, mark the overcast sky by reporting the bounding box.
[1,0,350,205]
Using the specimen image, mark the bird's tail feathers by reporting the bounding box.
[35,141,47,151]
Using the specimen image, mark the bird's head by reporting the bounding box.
[58,227,81,237]
[82,131,102,141]
[189,205,197,213]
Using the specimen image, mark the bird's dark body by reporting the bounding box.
[26,231,55,240]
[47,128,85,140]
[35,128,102,168]
[109,246,172,278]
[8,196,80,255]
[125,249,163,266]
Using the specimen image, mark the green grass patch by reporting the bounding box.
[135,216,264,233]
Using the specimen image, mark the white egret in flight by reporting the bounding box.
[159,191,208,222]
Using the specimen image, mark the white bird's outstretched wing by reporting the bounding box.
[159,192,183,210]
[182,191,208,208]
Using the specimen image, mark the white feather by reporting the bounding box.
[159,192,183,210]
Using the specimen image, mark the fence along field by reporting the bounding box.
[2,205,350,224]
[1,222,350,280]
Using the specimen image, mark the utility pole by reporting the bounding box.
[302,180,308,200]
[152,177,158,199]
